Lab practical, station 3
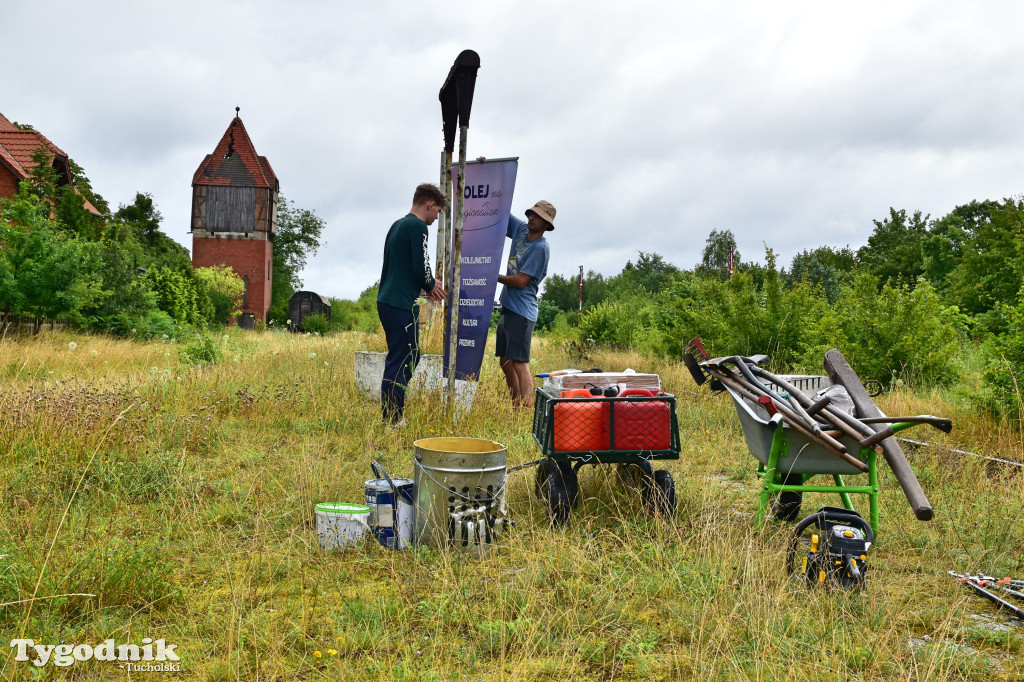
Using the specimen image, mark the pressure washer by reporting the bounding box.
[788,506,874,590]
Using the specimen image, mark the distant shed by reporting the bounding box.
[288,291,331,330]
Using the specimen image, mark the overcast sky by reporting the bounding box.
[4,1,1023,299]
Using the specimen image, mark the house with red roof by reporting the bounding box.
[0,111,102,216]
[190,110,278,326]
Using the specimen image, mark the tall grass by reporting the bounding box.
[0,329,1021,679]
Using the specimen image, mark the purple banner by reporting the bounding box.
[443,158,518,381]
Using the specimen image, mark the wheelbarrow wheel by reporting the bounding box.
[644,469,676,518]
[771,473,803,522]
[535,460,578,526]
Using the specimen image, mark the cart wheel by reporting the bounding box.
[616,460,654,488]
[536,460,578,526]
[771,473,803,522]
[644,469,676,518]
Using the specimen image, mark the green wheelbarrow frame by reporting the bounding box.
[754,415,925,535]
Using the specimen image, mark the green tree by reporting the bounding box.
[68,158,109,217]
[613,251,680,294]
[811,272,962,386]
[268,195,326,323]
[194,265,245,324]
[541,270,609,314]
[23,145,101,240]
[922,200,1000,295]
[943,199,1023,327]
[115,192,163,246]
[787,246,857,303]
[857,208,928,289]
[697,229,740,280]
[0,193,101,319]
[145,266,208,327]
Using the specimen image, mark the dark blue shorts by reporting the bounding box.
[495,308,535,363]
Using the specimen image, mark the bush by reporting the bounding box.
[92,310,186,340]
[301,313,330,335]
[808,273,963,387]
[179,333,222,366]
[194,265,244,325]
[981,294,1024,417]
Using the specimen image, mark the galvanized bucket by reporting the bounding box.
[412,437,509,559]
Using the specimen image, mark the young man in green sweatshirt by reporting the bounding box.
[376,183,448,425]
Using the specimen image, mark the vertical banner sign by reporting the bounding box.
[443,158,518,381]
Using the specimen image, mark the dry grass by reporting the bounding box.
[0,329,1021,680]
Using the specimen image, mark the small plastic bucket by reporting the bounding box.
[315,503,370,550]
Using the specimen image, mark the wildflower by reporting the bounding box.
[91,350,98,356]
[67,341,77,351]
[314,651,322,658]
[336,637,343,643]
[327,649,337,656]
[309,352,317,359]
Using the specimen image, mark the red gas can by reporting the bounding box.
[554,390,610,451]
[612,389,671,451]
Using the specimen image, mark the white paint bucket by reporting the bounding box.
[315,503,370,550]
[365,478,416,549]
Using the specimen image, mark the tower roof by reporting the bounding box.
[192,115,278,190]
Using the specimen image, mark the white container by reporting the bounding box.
[315,503,371,550]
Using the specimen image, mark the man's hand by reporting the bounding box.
[498,273,531,289]
[428,279,447,301]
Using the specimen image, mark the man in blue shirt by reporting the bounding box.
[496,200,555,408]
[376,183,448,425]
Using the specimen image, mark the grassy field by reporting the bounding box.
[1,328,1022,680]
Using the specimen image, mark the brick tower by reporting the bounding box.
[190,109,278,327]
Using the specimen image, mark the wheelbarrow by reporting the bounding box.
[530,386,681,525]
[724,372,944,534]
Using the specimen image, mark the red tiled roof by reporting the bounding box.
[0,112,101,216]
[0,130,67,177]
[192,116,278,190]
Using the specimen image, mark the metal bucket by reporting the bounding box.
[366,462,415,549]
[413,437,509,558]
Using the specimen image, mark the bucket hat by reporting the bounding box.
[525,200,556,230]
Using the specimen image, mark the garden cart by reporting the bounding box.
[530,386,681,525]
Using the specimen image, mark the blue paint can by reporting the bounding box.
[365,477,415,549]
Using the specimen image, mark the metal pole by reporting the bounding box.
[445,125,468,402]
[432,150,453,325]
[435,151,448,283]
[577,265,584,320]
